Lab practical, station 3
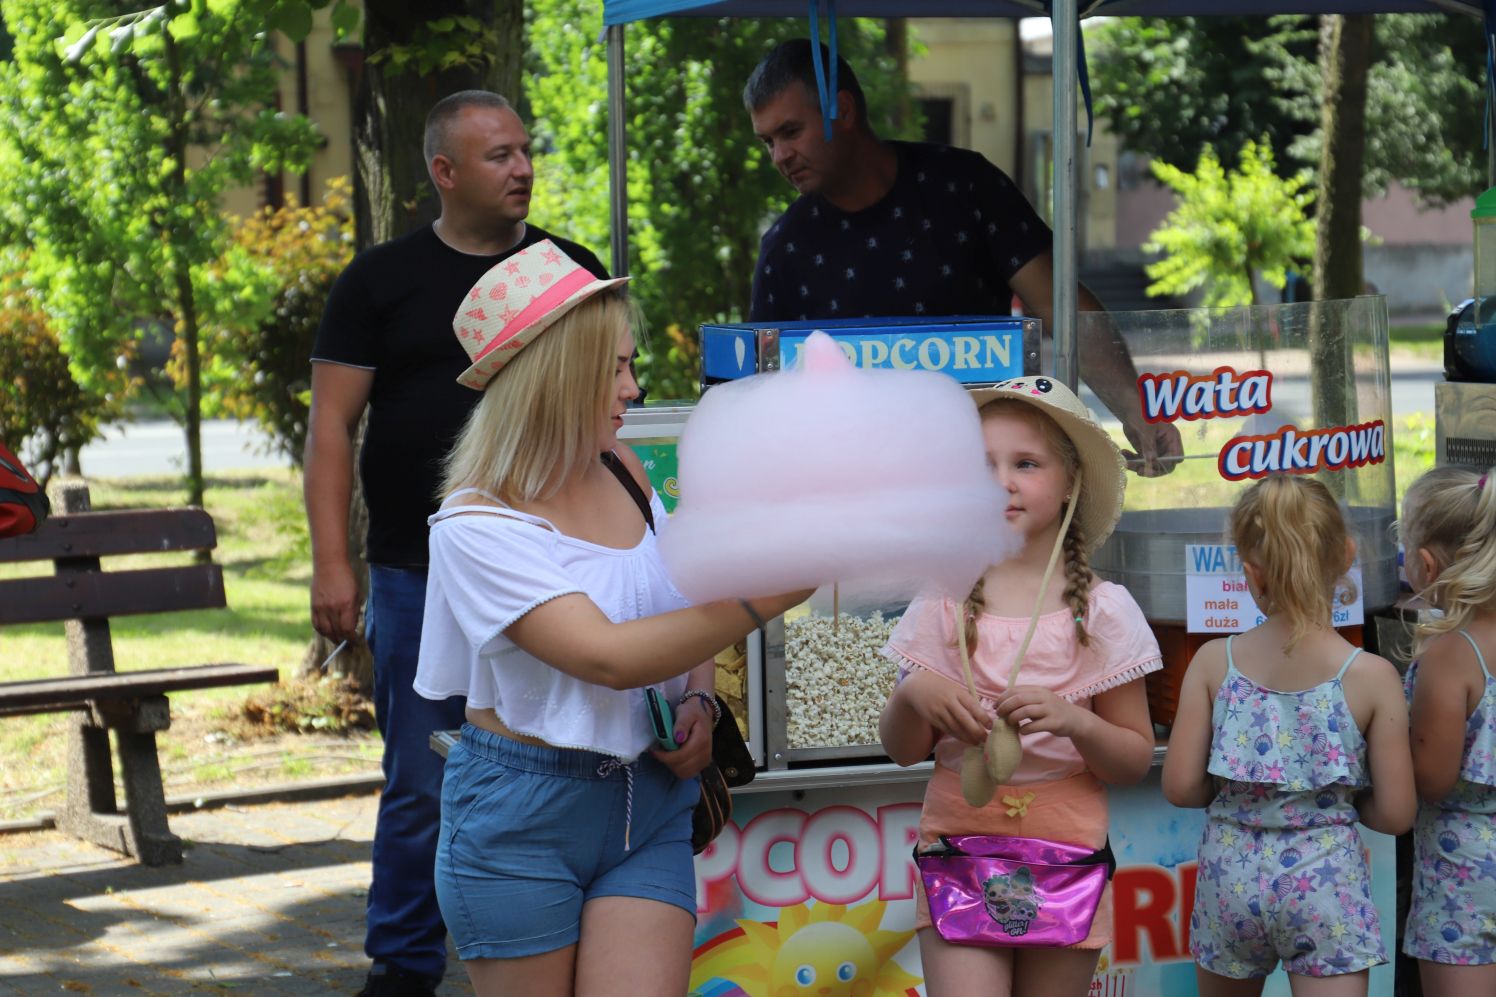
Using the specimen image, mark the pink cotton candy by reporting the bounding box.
[659,330,1020,603]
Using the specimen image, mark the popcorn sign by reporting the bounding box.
[687,775,1395,995]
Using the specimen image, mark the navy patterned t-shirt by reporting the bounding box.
[749,141,1052,322]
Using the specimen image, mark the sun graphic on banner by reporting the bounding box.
[689,899,920,997]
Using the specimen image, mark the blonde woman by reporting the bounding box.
[414,240,807,997]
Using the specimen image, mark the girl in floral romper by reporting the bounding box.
[1163,475,1415,995]
[1400,466,1496,995]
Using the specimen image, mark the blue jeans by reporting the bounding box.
[365,565,467,980]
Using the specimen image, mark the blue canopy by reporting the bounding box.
[603,1,1487,23]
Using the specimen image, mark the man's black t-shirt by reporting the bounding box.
[749,141,1051,322]
[311,224,608,566]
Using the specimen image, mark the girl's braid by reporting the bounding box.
[1062,518,1093,646]
[962,575,988,651]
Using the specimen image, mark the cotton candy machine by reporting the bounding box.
[1075,297,1397,722]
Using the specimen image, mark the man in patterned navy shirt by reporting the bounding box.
[744,39,1181,476]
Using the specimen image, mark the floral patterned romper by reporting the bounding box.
[1403,631,1496,965]
[1189,637,1385,979]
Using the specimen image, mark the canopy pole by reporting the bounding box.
[1050,0,1079,390]
[608,24,630,278]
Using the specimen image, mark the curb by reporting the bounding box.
[0,772,384,836]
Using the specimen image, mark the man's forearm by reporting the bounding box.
[1074,298,1145,430]
[304,423,355,569]
[1031,296,1143,428]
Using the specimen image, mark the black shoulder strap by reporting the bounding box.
[600,451,654,534]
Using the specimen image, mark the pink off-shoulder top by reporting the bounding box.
[882,580,1163,783]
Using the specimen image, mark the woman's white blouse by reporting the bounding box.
[413,491,690,759]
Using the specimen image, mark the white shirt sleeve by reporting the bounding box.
[427,515,584,654]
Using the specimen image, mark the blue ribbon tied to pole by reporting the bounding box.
[807,0,839,143]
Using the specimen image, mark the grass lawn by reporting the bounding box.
[1389,322,1444,364]
[0,469,381,823]
[1111,411,1435,515]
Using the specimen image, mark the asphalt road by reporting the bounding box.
[78,417,290,478]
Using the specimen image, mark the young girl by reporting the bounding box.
[1163,475,1415,995]
[879,376,1161,996]
[1399,466,1496,995]
[413,241,808,997]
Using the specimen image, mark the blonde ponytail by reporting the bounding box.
[1400,465,1496,651]
[1229,475,1353,653]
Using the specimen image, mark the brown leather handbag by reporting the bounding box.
[692,694,755,854]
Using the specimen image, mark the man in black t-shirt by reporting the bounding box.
[744,40,1181,476]
[304,91,607,997]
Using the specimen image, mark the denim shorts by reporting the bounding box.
[434,723,699,960]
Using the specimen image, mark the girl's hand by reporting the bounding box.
[897,669,991,746]
[996,685,1091,739]
[651,696,713,779]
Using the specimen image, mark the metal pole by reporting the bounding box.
[1050,0,1079,390]
[607,24,629,278]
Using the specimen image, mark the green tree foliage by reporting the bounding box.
[0,0,342,504]
[525,4,919,399]
[1092,13,1485,207]
[1090,17,1317,184]
[1144,139,1315,308]
[196,178,354,466]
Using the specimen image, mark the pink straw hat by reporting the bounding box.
[452,239,630,390]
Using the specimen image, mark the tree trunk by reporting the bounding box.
[306,1,526,688]
[1309,13,1372,455]
[353,1,525,246]
[1312,14,1371,304]
[163,27,206,514]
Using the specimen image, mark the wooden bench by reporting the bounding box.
[0,481,278,865]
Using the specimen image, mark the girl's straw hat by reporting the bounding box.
[451,239,630,390]
[967,375,1126,553]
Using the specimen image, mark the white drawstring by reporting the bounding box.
[597,758,635,851]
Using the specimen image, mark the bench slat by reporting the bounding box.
[0,564,227,625]
[0,663,278,716]
[0,509,217,563]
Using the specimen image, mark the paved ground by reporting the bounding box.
[0,791,472,996]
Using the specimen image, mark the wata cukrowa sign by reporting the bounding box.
[1134,366,1386,480]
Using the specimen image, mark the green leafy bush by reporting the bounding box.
[193,179,354,466]
[0,279,124,484]
[1144,139,1315,308]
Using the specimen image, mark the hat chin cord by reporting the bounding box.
[957,468,1083,808]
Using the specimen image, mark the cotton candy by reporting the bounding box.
[659,330,1020,604]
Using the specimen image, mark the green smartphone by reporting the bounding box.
[645,687,678,752]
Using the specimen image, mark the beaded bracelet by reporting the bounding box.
[679,689,721,727]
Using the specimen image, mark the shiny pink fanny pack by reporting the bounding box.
[915,835,1115,947]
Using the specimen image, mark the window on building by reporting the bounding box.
[917,97,956,147]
